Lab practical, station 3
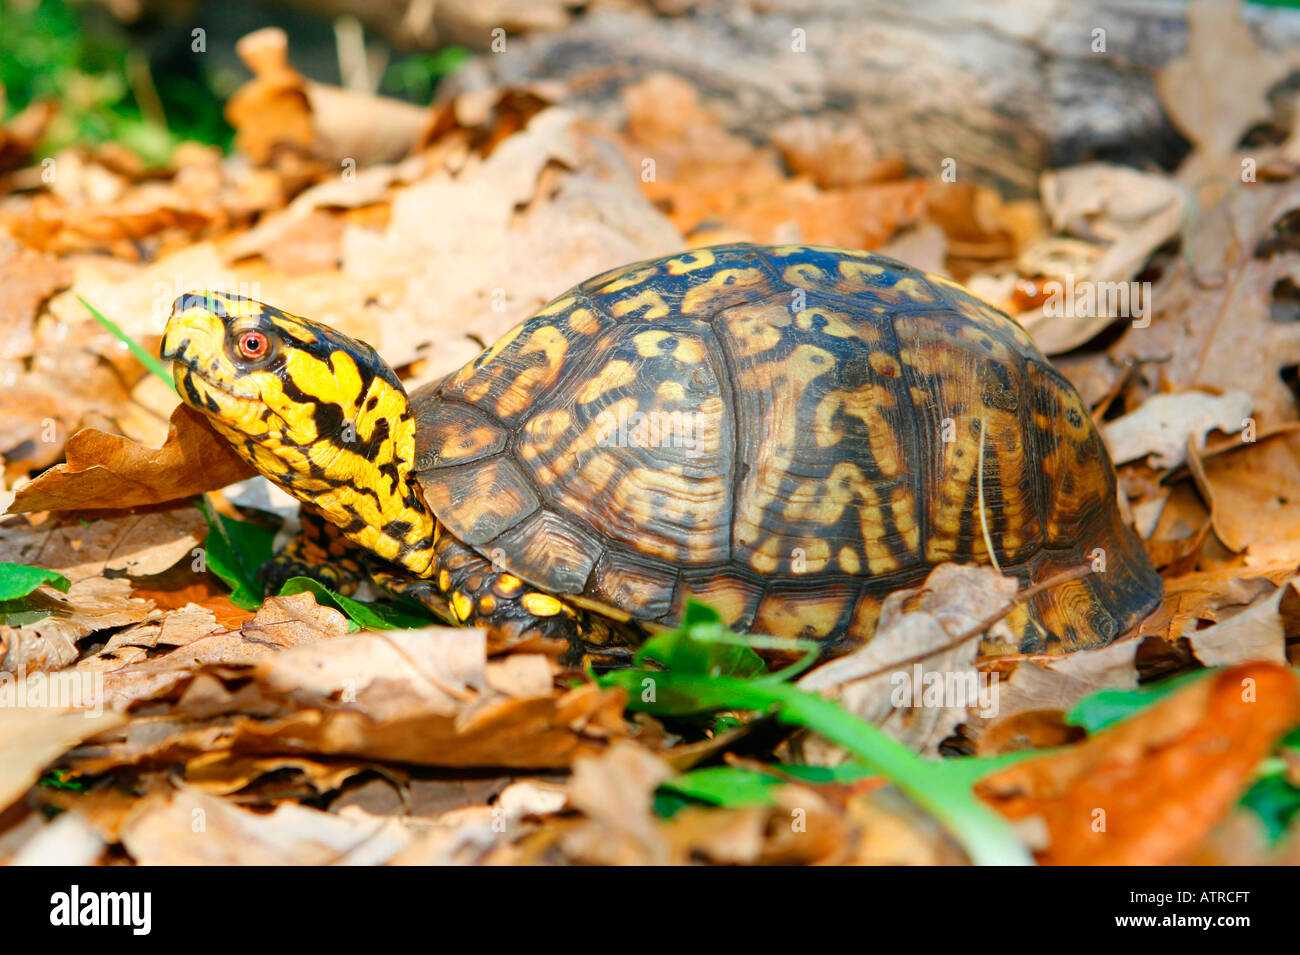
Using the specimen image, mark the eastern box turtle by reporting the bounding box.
[161,243,1162,663]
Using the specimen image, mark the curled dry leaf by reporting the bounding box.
[7,404,256,514]
[70,624,626,772]
[1109,177,1300,423]
[1102,389,1252,469]
[120,786,412,865]
[1,578,155,674]
[227,27,426,170]
[978,663,1300,864]
[1155,0,1295,163]
[797,563,1020,758]
[1185,584,1290,666]
[1017,164,1185,353]
[94,591,349,708]
[0,707,126,816]
[0,506,206,580]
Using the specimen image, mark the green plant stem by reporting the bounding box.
[79,296,176,392]
[603,670,1034,866]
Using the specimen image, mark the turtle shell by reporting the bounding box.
[411,243,1161,654]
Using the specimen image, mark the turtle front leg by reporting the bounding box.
[371,531,642,669]
[258,505,369,597]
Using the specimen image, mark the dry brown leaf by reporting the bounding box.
[1110,178,1300,423]
[120,785,411,865]
[0,507,206,580]
[978,663,1300,864]
[1137,569,1282,643]
[0,100,55,175]
[0,234,70,360]
[1102,390,1252,469]
[0,707,125,815]
[227,28,426,171]
[797,564,1019,759]
[1155,0,1295,162]
[1,577,155,673]
[1200,432,1300,568]
[69,620,625,772]
[1017,164,1185,353]
[8,404,256,514]
[1185,586,1289,666]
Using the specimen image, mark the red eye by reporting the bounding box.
[237,331,269,360]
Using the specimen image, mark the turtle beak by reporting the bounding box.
[161,295,261,401]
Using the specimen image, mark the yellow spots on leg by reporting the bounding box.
[478,594,497,615]
[451,591,472,622]
[521,592,565,617]
[439,570,451,592]
[495,574,524,597]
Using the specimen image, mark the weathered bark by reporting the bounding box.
[443,0,1300,196]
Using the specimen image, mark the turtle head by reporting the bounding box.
[161,291,436,574]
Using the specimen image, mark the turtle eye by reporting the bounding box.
[237,331,270,361]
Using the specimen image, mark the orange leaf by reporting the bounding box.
[977,663,1300,864]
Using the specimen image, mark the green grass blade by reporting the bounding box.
[79,295,176,393]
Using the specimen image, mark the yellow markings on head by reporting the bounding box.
[666,249,716,274]
[521,592,565,617]
[164,292,439,580]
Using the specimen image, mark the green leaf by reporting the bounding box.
[1066,670,1214,734]
[1239,774,1300,845]
[600,667,1034,865]
[277,577,437,631]
[0,562,71,600]
[195,498,277,610]
[636,599,808,680]
[657,752,1040,815]
[660,765,790,808]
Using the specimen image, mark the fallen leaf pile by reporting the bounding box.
[0,1,1299,866]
